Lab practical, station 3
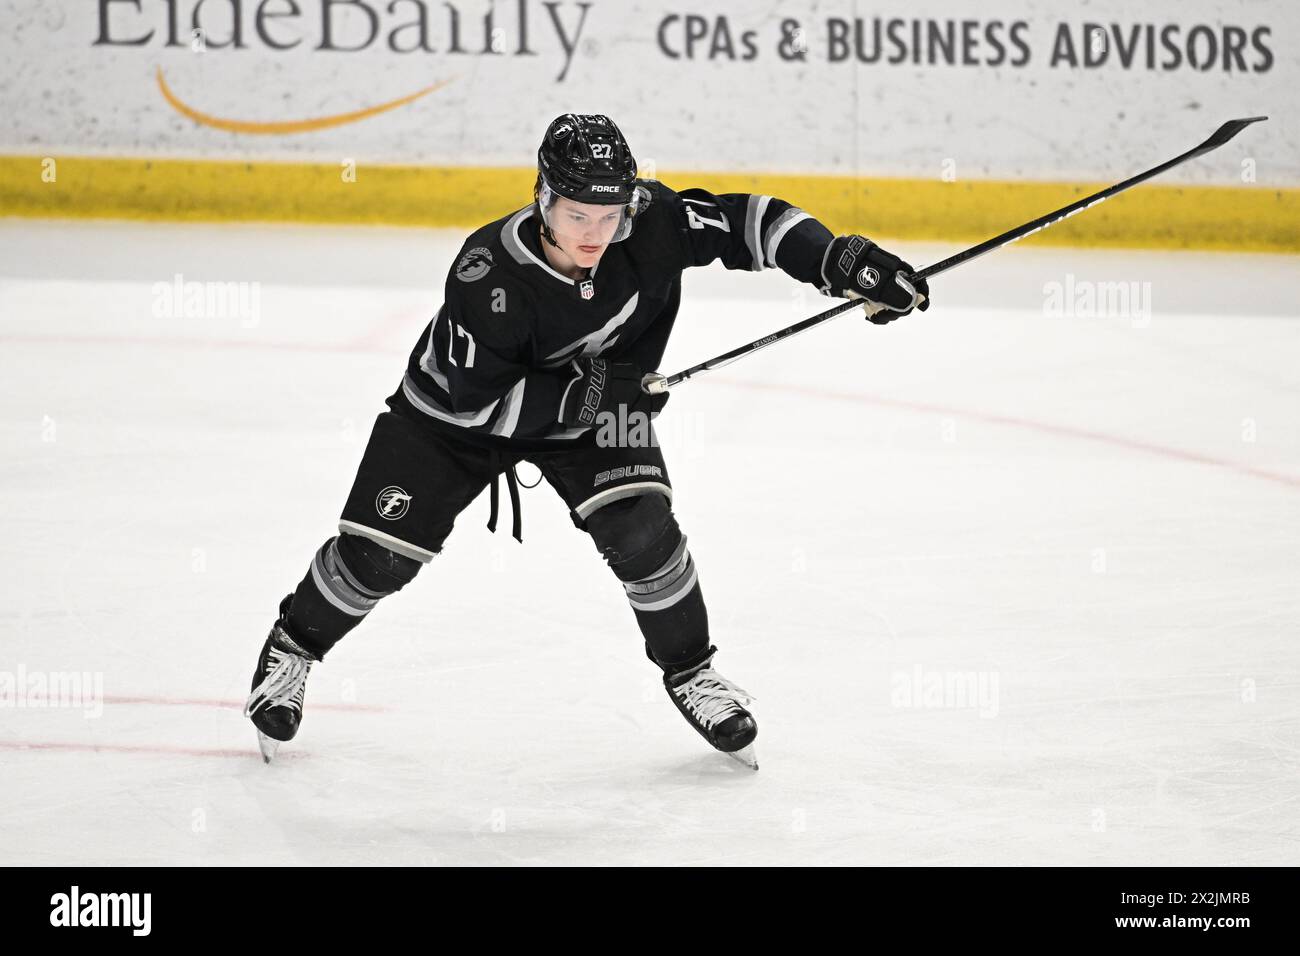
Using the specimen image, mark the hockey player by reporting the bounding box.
[245,114,929,769]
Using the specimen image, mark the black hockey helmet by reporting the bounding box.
[537,113,638,205]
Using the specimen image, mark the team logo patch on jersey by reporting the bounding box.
[857,266,880,290]
[375,486,412,520]
[456,247,494,283]
[579,279,595,300]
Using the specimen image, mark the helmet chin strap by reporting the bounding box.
[535,185,563,249]
[536,217,585,280]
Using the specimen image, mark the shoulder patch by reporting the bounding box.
[456,246,494,282]
[634,181,657,211]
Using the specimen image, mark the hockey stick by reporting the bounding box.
[643,115,1267,395]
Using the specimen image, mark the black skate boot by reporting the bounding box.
[664,646,758,770]
[244,595,320,763]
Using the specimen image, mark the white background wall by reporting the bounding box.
[1,0,1295,185]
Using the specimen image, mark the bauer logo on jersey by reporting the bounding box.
[857,266,880,290]
[579,279,595,300]
[455,247,494,283]
[593,464,664,487]
[375,486,412,521]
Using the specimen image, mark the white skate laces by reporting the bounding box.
[672,666,753,731]
[244,639,313,718]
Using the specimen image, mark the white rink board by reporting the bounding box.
[0,0,1296,184]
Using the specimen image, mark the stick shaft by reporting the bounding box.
[914,115,1267,282]
[650,116,1267,394]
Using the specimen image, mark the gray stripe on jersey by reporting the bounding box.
[401,372,500,428]
[500,207,535,267]
[542,292,640,366]
[763,208,811,269]
[557,359,584,422]
[489,376,527,438]
[545,425,595,440]
[501,206,575,285]
[418,307,450,392]
[744,195,772,271]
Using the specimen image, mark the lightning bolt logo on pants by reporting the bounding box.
[375,486,412,521]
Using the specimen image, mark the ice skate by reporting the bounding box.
[244,596,319,763]
[665,647,758,770]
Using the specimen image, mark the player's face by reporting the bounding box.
[546,197,623,270]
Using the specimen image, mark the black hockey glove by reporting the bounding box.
[821,235,930,324]
[559,358,669,429]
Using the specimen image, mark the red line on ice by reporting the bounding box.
[101,694,388,713]
[344,306,428,350]
[0,332,394,356]
[715,377,1300,492]
[0,740,284,759]
[4,331,1295,492]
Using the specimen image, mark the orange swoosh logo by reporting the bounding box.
[156,68,451,134]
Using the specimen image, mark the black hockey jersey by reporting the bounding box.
[388,180,835,450]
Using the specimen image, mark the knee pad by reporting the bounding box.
[288,533,422,654]
[585,494,697,612]
[586,494,677,579]
[334,532,422,596]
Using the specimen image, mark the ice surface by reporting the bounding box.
[1,220,1297,865]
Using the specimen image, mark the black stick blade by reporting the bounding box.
[1201,116,1268,151]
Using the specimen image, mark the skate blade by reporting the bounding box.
[256,730,282,764]
[724,744,758,771]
